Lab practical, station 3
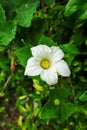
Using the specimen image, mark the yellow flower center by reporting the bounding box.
[40,59,50,69]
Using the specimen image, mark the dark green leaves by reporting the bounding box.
[78,3,87,20]
[0,5,16,46]
[58,102,75,122]
[38,35,57,46]
[79,91,87,101]
[14,0,39,27]
[60,43,79,55]
[40,100,57,119]
[64,0,80,16]
[50,87,70,100]
[64,0,87,20]
[0,0,39,46]
[40,87,75,121]
[0,0,39,27]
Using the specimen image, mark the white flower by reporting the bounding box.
[24,45,71,85]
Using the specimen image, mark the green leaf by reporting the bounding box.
[38,35,57,46]
[70,33,85,47]
[50,87,70,101]
[78,3,87,20]
[0,62,9,71]
[14,0,39,27]
[15,45,32,67]
[60,43,79,55]
[66,55,74,65]
[0,5,16,46]
[40,88,70,119]
[79,91,87,101]
[64,0,87,20]
[58,102,75,121]
[64,0,85,16]
[40,100,57,119]
[64,0,80,16]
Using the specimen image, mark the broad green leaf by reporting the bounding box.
[79,91,87,101]
[64,0,85,16]
[0,5,16,46]
[64,0,87,21]
[78,3,87,20]
[14,0,39,27]
[50,87,70,101]
[15,45,32,67]
[60,43,79,55]
[64,0,80,16]
[58,102,75,121]
[40,100,57,119]
[38,35,57,46]
[0,0,16,20]
[40,88,70,119]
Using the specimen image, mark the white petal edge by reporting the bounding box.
[24,57,42,76]
[55,60,71,77]
[40,67,58,85]
[31,45,51,60]
[50,46,64,62]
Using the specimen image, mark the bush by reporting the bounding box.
[0,0,87,129]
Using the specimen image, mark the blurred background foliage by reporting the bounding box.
[0,0,87,129]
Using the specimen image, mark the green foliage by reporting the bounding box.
[79,91,87,101]
[40,87,71,119]
[58,102,75,122]
[0,5,16,46]
[13,0,39,27]
[64,0,81,16]
[60,43,79,55]
[38,35,57,46]
[0,0,87,129]
[15,45,32,67]
[0,53,9,70]
[44,0,55,6]
[64,0,87,20]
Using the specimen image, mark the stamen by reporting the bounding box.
[40,59,50,69]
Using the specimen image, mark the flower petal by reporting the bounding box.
[24,57,42,76]
[31,45,51,60]
[50,46,64,62]
[40,67,58,85]
[55,60,71,77]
